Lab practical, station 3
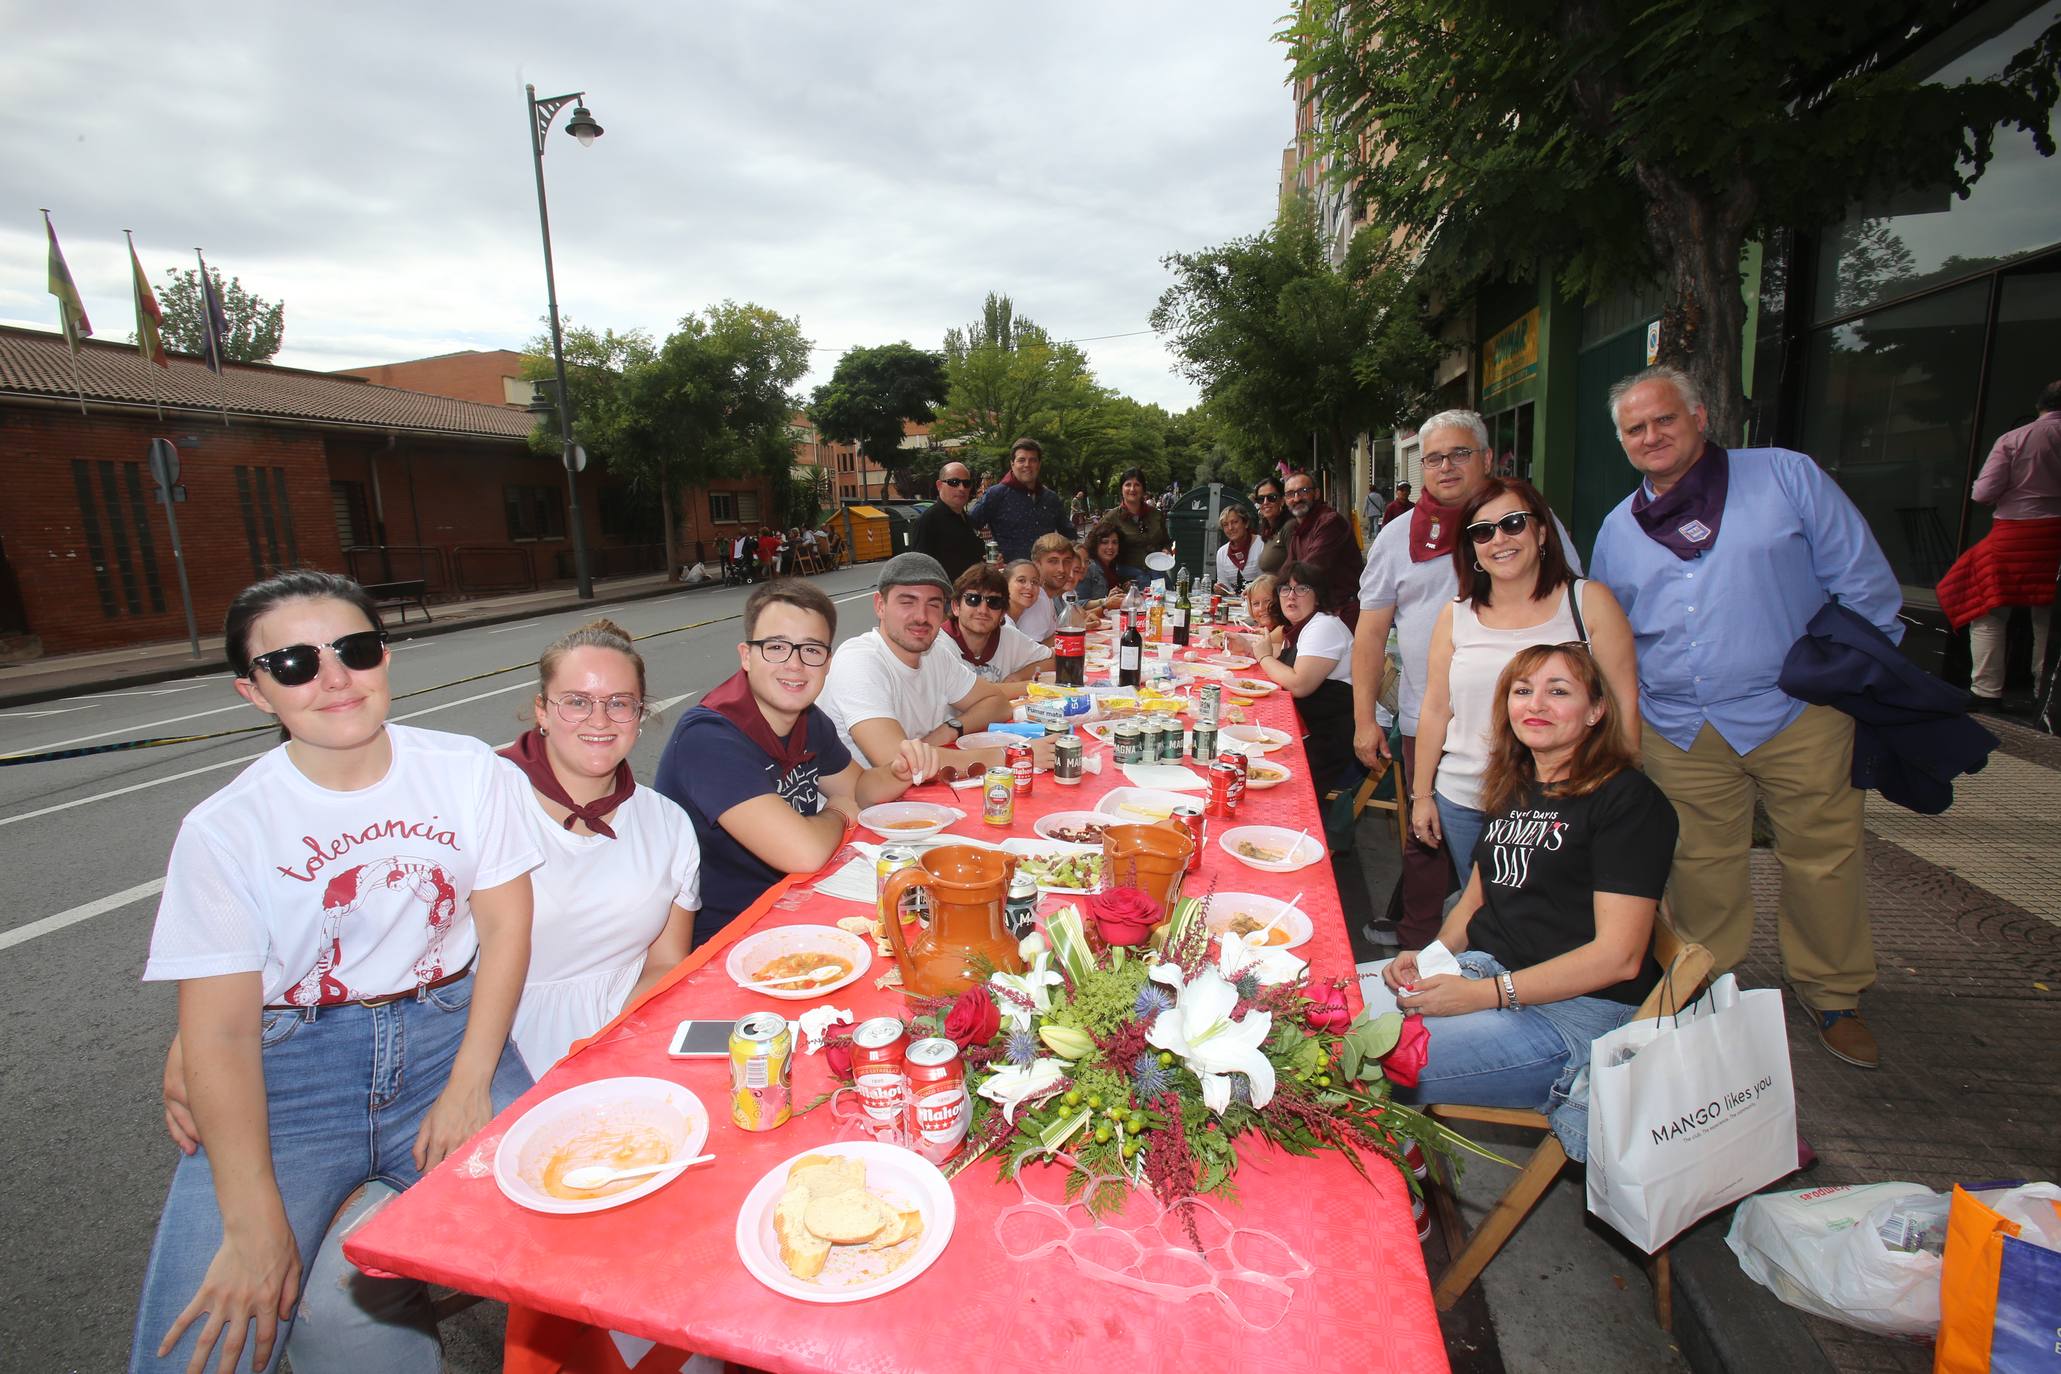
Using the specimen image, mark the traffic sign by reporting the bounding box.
[566,443,588,473]
[147,437,180,492]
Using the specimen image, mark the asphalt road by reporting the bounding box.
[0,564,885,1373]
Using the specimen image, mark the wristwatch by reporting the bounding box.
[945,717,964,739]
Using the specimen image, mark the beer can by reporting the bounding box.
[1005,871,1039,938]
[1218,749,1250,811]
[1006,740,1034,795]
[1158,714,1187,761]
[851,1016,908,1124]
[1207,760,1239,818]
[1113,720,1143,764]
[1170,803,1205,874]
[982,767,1016,826]
[1191,720,1218,761]
[876,843,925,933]
[1053,734,1083,785]
[729,1011,793,1132]
[1138,718,1163,764]
[1199,683,1222,723]
[904,1037,970,1164]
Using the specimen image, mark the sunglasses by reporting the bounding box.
[248,629,388,686]
[1466,511,1537,543]
[1254,492,1282,503]
[939,476,974,489]
[961,592,1008,610]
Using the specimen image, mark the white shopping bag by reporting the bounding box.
[1586,973,1798,1252]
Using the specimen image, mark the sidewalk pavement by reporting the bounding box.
[1343,714,2061,1373]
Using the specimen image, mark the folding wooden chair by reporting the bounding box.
[1355,754,1407,849]
[1423,919,1714,1328]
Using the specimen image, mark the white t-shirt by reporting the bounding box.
[1015,589,1058,643]
[1436,583,1584,811]
[504,767,702,1074]
[1293,612,1355,683]
[1215,537,1262,592]
[144,725,541,1006]
[936,621,1051,684]
[821,629,979,766]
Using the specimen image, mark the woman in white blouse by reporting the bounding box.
[1213,503,1263,595]
[1240,561,1360,791]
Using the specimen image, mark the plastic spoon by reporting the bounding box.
[1245,891,1304,945]
[743,964,843,990]
[560,1153,716,1191]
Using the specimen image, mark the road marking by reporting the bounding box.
[833,592,873,604]
[19,699,253,753]
[79,685,210,699]
[650,691,700,713]
[0,878,166,954]
[0,705,94,719]
[486,625,521,634]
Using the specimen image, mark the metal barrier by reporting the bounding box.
[343,546,452,596]
[452,545,539,596]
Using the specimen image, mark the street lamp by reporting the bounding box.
[525,83,604,599]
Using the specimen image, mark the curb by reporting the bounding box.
[1670,1210,1833,1374]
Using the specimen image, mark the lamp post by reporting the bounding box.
[525,83,604,599]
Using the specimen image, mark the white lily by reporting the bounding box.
[1215,935,1307,989]
[989,951,1065,1031]
[1144,964,1276,1114]
[976,1058,1066,1123]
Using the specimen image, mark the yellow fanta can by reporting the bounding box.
[729,1011,793,1131]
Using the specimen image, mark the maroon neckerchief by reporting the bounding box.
[700,669,816,773]
[1631,442,1729,559]
[1408,494,1466,564]
[1224,535,1255,574]
[1001,470,1042,496]
[498,727,636,840]
[942,616,1000,668]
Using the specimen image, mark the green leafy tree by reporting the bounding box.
[1284,0,2061,443]
[935,292,1114,494]
[1153,193,1444,494]
[782,464,831,530]
[808,342,949,497]
[156,267,285,363]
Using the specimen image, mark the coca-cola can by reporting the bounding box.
[1207,761,1239,818]
[851,1016,908,1124]
[904,1036,969,1164]
[1006,741,1034,795]
[1170,803,1205,873]
[1217,749,1249,811]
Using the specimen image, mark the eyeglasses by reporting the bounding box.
[961,592,1008,611]
[747,637,831,666]
[1466,511,1537,543]
[1280,584,1317,598]
[1423,446,1479,470]
[546,692,645,724]
[247,629,387,686]
[1285,486,1315,500]
[939,477,974,489]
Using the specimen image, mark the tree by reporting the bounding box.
[1153,193,1445,494]
[156,266,285,362]
[808,342,949,496]
[935,292,1114,493]
[1284,0,2061,443]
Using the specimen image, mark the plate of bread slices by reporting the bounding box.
[735,1142,955,1301]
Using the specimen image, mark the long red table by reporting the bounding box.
[347,667,1448,1374]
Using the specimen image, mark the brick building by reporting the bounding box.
[333,349,534,409]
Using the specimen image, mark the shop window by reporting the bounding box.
[504,484,566,541]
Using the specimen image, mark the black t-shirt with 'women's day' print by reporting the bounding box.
[1466,768,1678,1007]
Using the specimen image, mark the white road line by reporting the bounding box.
[0,705,94,719]
[485,625,521,634]
[650,691,700,713]
[17,699,253,753]
[0,878,165,954]
[79,685,210,698]
[832,592,873,604]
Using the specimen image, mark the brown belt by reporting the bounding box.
[265,960,474,1012]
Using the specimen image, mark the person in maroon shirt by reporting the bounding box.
[1283,470,1366,630]
[1384,483,1416,524]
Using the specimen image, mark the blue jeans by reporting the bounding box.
[130,975,531,1373]
[1435,794,1486,886]
[1393,951,1637,1161]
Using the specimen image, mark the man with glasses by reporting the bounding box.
[1352,410,1580,947]
[1590,365,1900,1070]
[966,437,1076,563]
[1253,476,1297,577]
[655,579,943,940]
[822,552,1049,772]
[911,459,987,581]
[1284,470,1365,629]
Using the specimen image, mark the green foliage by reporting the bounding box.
[807,341,948,471]
[935,293,1115,487]
[781,464,830,531]
[155,267,285,363]
[1153,194,1444,493]
[1282,0,2061,440]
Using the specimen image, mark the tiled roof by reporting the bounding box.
[0,327,535,441]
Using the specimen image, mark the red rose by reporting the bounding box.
[1304,982,1352,1033]
[823,1037,855,1080]
[1380,1014,1431,1089]
[1089,888,1161,947]
[943,984,1002,1047]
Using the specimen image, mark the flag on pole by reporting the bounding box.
[42,211,93,354]
[194,250,229,374]
[127,232,168,368]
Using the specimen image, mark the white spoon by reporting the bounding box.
[1245,891,1304,945]
[743,964,842,990]
[560,1152,716,1191]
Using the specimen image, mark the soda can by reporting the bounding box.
[1170,803,1205,874]
[1005,871,1039,938]
[1199,683,1222,722]
[1191,721,1218,761]
[729,1011,793,1132]
[982,767,1016,826]
[1207,761,1239,818]
[851,1017,908,1124]
[876,843,925,933]
[904,1037,970,1164]
[1218,749,1250,811]
[1053,735,1084,786]
[1006,740,1034,795]
[1113,720,1144,764]
[1412,1188,1432,1242]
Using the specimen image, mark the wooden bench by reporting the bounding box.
[363,578,432,625]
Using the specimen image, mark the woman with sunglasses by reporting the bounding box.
[1237,561,1361,791]
[1412,478,1639,882]
[1213,504,1263,595]
[1378,644,1675,1160]
[1077,519,1146,604]
[942,564,1053,682]
[135,571,536,1374]
[1252,476,1297,577]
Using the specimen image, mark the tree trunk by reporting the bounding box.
[660,480,679,581]
[1638,170,1757,445]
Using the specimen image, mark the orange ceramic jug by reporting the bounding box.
[877,844,1027,997]
[1101,821,1194,917]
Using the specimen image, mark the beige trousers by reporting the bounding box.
[1641,705,1873,1012]
[1969,605,2053,698]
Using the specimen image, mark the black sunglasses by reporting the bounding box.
[939,476,975,489]
[248,629,388,686]
[961,592,1008,610]
[1466,511,1536,543]
[1254,491,1282,503]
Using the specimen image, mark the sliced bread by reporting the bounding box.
[772,1183,830,1280]
[805,1187,893,1244]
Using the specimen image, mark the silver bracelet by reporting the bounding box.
[1499,971,1520,1011]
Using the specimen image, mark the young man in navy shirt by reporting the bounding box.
[655,580,940,946]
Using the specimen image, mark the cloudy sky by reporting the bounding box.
[2,3,1295,411]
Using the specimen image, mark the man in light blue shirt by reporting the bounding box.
[1590,366,1901,1071]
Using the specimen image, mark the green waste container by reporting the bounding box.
[1166,484,1257,585]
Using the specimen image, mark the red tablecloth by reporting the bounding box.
[347,671,1448,1374]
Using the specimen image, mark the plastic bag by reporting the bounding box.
[1937,1183,2061,1374]
[1728,1182,1947,1338]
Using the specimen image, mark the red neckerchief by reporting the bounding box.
[699,669,815,773]
[1409,494,1466,563]
[497,728,635,839]
[1224,535,1254,573]
[1001,470,1042,496]
[942,616,1000,667]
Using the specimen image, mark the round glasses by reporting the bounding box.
[546,692,645,724]
[747,638,831,666]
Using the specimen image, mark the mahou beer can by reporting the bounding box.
[982,767,1016,826]
[1217,749,1250,810]
[1170,803,1205,874]
[1207,760,1239,818]
[1053,734,1084,786]
[1005,871,1039,938]
[904,1036,970,1163]
[1138,718,1163,764]
[1191,720,1218,761]
[1006,740,1034,795]
[851,1016,908,1123]
[729,1012,793,1132]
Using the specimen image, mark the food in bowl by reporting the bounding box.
[1117,801,1177,822]
[1247,762,1290,784]
[751,952,854,988]
[1234,839,1290,863]
[1043,819,1107,845]
[535,1121,677,1201]
[878,818,936,831]
[1012,850,1103,890]
[1222,911,1293,946]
